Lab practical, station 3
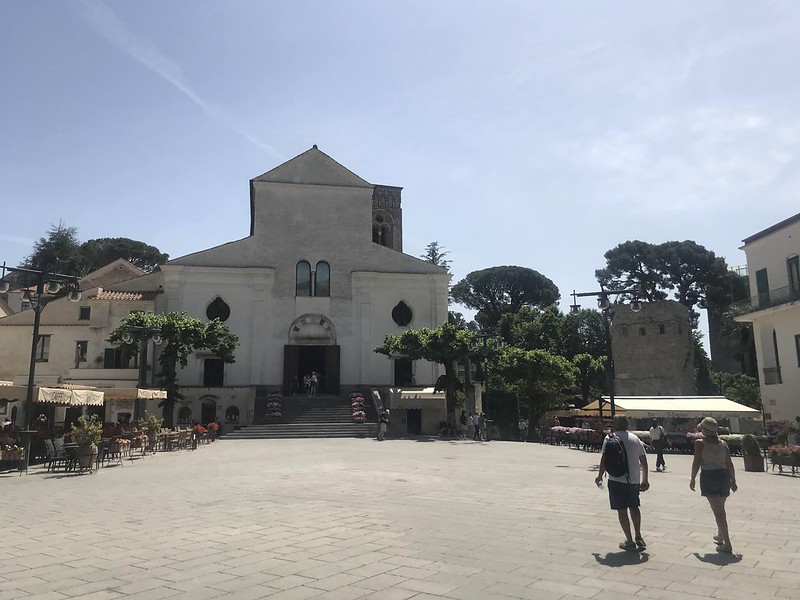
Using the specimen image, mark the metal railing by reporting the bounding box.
[731,284,800,315]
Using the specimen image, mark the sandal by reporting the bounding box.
[717,543,733,554]
[619,540,637,551]
[635,537,647,550]
[713,535,722,544]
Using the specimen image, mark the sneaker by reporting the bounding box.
[619,540,637,551]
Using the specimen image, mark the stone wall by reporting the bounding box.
[611,300,695,395]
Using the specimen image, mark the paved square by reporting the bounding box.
[2,439,799,600]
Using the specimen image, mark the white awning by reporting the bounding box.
[100,388,167,401]
[0,385,103,406]
[394,387,447,410]
[581,396,760,419]
[38,387,104,406]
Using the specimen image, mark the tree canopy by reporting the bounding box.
[420,241,451,272]
[81,238,169,273]
[375,322,476,417]
[451,266,560,331]
[109,311,239,427]
[19,222,169,278]
[596,239,729,327]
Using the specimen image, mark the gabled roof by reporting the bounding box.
[742,211,800,245]
[251,146,372,188]
[79,258,146,289]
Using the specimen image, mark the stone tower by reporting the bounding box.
[372,185,403,252]
[611,300,695,395]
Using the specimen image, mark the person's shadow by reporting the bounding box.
[592,551,650,567]
[693,552,742,565]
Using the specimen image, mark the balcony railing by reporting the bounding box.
[763,366,782,385]
[731,284,800,315]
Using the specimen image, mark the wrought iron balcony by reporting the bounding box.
[731,284,800,315]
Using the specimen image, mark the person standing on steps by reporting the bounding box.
[310,371,318,397]
[690,416,737,554]
[377,409,389,441]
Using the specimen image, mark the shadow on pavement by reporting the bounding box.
[693,552,742,565]
[592,551,650,567]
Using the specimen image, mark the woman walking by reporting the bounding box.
[689,417,738,553]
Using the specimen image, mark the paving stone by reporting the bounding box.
[2,440,799,600]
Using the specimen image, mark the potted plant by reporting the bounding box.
[741,433,764,472]
[139,410,163,452]
[71,415,102,470]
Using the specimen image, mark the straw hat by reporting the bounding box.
[699,416,718,434]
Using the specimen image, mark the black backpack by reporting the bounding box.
[603,434,629,478]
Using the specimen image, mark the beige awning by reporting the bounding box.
[394,388,447,410]
[581,396,759,419]
[101,388,167,401]
[38,387,104,406]
[0,385,103,406]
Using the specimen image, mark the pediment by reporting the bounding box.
[252,146,372,188]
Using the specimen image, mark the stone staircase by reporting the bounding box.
[222,394,379,440]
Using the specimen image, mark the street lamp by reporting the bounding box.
[470,333,501,438]
[1,262,81,429]
[119,323,163,421]
[569,289,642,421]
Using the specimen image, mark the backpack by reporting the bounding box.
[603,434,629,478]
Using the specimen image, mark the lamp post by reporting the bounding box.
[120,324,163,422]
[569,289,641,422]
[1,262,81,474]
[470,333,501,440]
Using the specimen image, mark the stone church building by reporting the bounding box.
[114,146,451,425]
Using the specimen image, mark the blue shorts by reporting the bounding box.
[608,480,640,510]
[700,469,730,497]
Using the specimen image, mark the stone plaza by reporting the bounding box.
[2,438,798,600]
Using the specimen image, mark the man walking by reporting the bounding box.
[472,413,481,441]
[649,419,667,471]
[595,416,650,551]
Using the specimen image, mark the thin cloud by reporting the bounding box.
[77,1,282,159]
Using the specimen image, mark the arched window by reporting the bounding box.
[315,262,330,297]
[639,327,647,336]
[206,297,231,322]
[225,406,240,423]
[392,301,413,326]
[658,324,666,334]
[296,261,311,296]
[177,406,192,424]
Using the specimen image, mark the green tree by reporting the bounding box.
[711,371,761,410]
[451,266,560,331]
[109,312,239,427]
[375,322,475,418]
[81,237,169,273]
[420,241,451,272]
[571,353,606,405]
[20,221,84,277]
[693,331,716,395]
[595,240,667,302]
[495,347,576,429]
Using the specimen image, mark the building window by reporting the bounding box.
[639,327,646,336]
[658,324,666,334]
[296,261,312,296]
[315,262,330,297]
[79,306,91,320]
[392,301,413,326]
[225,406,240,423]
[756,268,770,308]
[795,334,800,367]
[21,301,31,311]
[788,255,800,299]
[203,358,224,387]
[206,297,231,322]
[35,335,51,362]
[75,341,88,367]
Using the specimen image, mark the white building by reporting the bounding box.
[0,147,450,433]
[735,212,800,423]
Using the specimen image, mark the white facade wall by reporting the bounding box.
[739,214,800,422]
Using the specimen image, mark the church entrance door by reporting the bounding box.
[283,345,340,395]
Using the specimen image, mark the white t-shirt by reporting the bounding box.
[649,425,665,440]
[602,431,646,485]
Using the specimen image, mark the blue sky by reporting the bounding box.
[2,1,798,333]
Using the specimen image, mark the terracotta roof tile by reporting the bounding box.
[90,291,159,301]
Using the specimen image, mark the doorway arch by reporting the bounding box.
[284,314,340,395]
